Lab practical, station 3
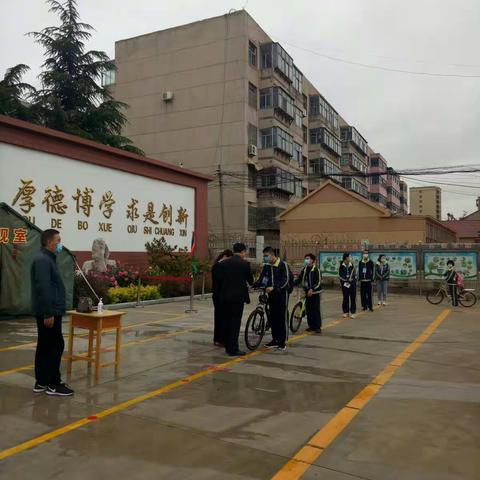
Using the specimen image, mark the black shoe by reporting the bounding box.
[264,340,278,348]
[227,350,246,357]
[363,307,367,311]
[369,308,374,312]
[306,327,314,332]
[314,329,322,334]
[46,383,74,397]
[33,382,47,393]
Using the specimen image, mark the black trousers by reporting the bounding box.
[35,315,64,387]
[342,283,356,314]
[268,291,288,347]
[448,284,459,306]
[212,297,225,344]
[223,301,245,354]
[360,282,373,310]
[306,293,322,330]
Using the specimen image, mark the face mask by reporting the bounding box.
[263,255,271,264]
[304,258,312,267]
[55,243,64,254]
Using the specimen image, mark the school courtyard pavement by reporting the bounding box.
[0,291,479,480]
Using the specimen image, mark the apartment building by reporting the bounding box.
[107,10,397,245]
[339,122,369,199]
[368,151,388,208]
[399,180,408,215]
[386,167,401,213]
[410,186,442,220]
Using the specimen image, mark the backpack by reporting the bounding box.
[284,261,295,294]
[456,272,465,290]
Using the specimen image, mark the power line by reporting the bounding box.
[282,41,480,79]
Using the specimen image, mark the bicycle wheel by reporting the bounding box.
[290,301,303,333]
[459,291,477,308]
[245,308,265,351]
[426,289,445,305]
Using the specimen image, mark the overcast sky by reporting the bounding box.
[2,0,480,218]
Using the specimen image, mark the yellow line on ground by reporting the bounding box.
[0,321,207,378]
[0,313,187,353]
[270,308,451,480]
[0,309,365,461]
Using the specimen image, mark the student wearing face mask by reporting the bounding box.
[254,247,290,353]
[359,249,375,312]
[339,253,356,318]
[294,254,322,333]
[375,254,390,306]
[444,260,459,307]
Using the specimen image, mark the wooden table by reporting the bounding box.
[66,310,125,381]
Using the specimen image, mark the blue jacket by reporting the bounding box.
[295,265,322,293]
[254,258,289,294]
[31,248,66,317]
[339,262,356,285]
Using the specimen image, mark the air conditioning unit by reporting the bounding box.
[162,91,174,102]
[248,144,258,157]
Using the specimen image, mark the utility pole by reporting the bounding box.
[217,164,227,248]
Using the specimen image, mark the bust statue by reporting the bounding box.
[82,238,116,274]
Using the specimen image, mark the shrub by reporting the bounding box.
[144,236,212,297]
[74,270,113,305]
[107,285,161,304]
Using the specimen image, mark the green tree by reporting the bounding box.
[28,0,143,154]
[0,64,37,121]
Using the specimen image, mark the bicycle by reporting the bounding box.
[290,293,306,333]
[425,285,477,307]
[244,290,271,351]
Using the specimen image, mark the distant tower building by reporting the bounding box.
[409,186,442,220]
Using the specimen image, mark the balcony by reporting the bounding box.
[309,128,342,157]
[309,158,342,184]
[342,178,369,198]
[257,167,303,198]
[309,95,339,130]
[340,153,368,175]
[340,126,368,155]
[260,43,303,93]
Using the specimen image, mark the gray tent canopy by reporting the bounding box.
[0,203,75,318]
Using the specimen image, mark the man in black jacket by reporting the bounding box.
[254,247,290,353]
[216,243,254,356]
[358,249,375,312]
[31,229,74,396]
[339,253,356,318]
[294,253,322,333]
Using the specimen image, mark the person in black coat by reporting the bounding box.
[211,249,233,346]
[294,253,322,333]
[216,243,254,356]
[339,253,357,318]
[254,247,290,352]
[444,260,459,307]
[31,229,73,397]
[358,249,375,311]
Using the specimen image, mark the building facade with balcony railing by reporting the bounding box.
[110,10,406,246]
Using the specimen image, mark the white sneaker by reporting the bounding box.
[382,302,387,306]
[350,313,356,318]
[343,313,348,318]
[377,302,382,305]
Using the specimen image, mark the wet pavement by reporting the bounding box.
[0,292,479,479]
